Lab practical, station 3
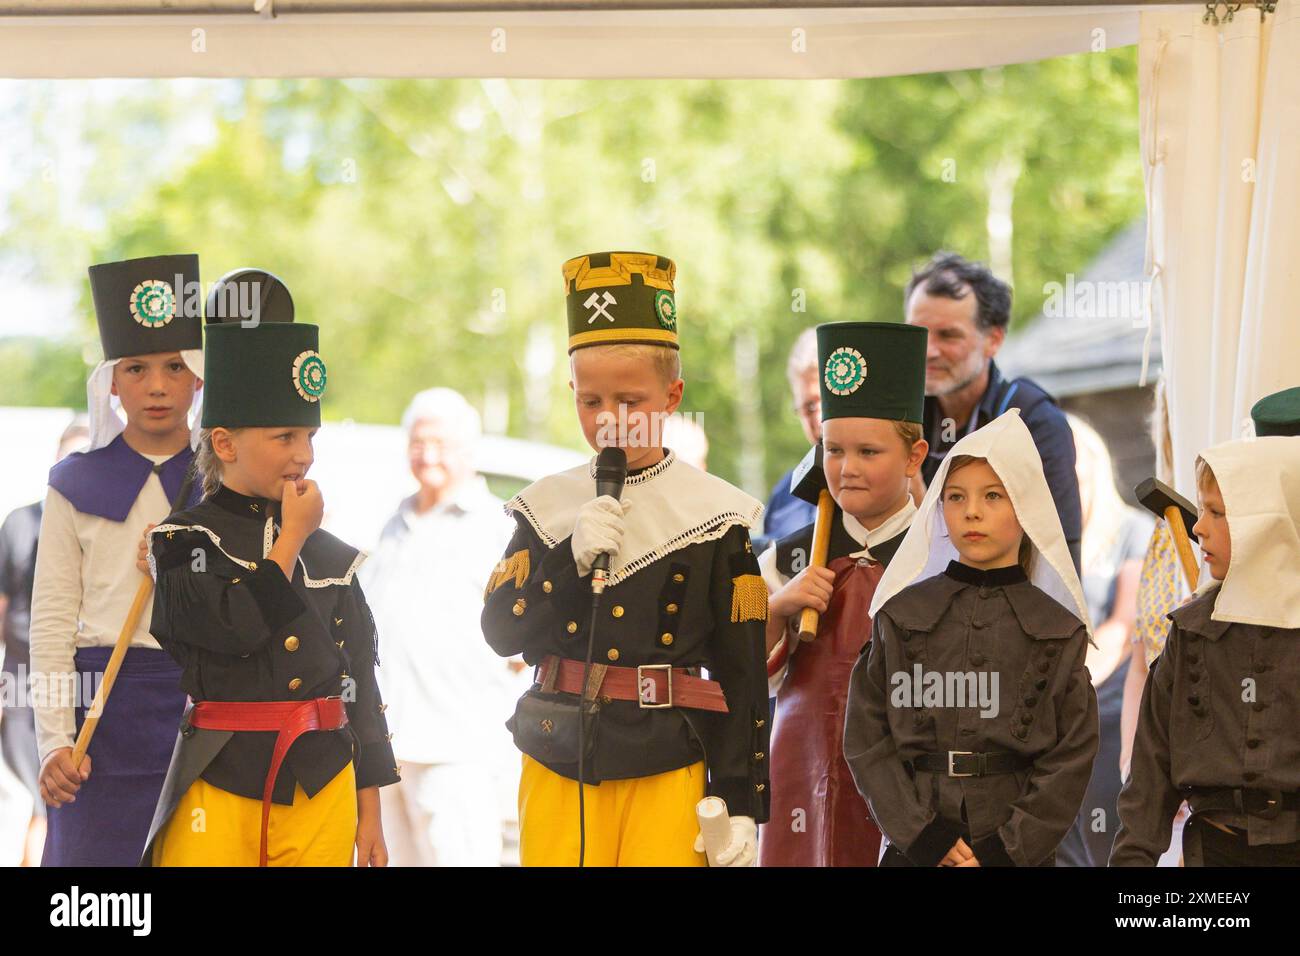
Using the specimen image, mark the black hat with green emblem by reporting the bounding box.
[1251,386,1300,437]
[562,251,678,353]
[816,321,928,423]
[200,268,326,428]
[87,254,202,359]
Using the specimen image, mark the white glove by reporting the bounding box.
[571,495,632,577]
[694,815,758,867]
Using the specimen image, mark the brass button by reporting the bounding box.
[661,633,674,646]
[336,640,345,648]
[607,648,620,662]
[673,573,685,583]
[611,605,624,619]
[542,580,553,593]
[231,577,241,584]
[341,673,350,681]
[248,562,257,571]
[755,718,765,728]
[284,635,300,652]
[513,599,526,617]
[334,617,343,626]
[250,503,259,513]
[600,695,613,705]
[379,703,388,713]
[755,783,766,793]
[566,621,578,634]
[666,603,679,614]
[288,678,303,691]
[754,752,765,761]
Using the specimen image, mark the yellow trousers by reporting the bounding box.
[152,763,357,867]
[519,755,707,867]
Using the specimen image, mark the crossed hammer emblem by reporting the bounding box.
[584,291,617,323]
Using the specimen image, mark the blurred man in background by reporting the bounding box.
[0,416,89,866]
[757,328,820,552]
[905,251,1082,572]
[362,388,520,866]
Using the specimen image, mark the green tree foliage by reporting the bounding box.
[0,49,1141,496]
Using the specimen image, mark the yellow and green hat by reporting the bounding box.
[562,251,678,353]
[816,321,927,423]
[1251,386,1300,437]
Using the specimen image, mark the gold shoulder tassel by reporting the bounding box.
[484,548,531,601]
[730,573,769,623]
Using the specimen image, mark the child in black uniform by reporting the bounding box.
[142,270,398,866]
[844,409,1099,866]
[1111,426,1300,866]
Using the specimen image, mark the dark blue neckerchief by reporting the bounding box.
[48,433,199,522]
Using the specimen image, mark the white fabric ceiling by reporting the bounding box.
[0,5,1161,78]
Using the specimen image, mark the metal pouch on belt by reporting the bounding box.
[507,687,599,766]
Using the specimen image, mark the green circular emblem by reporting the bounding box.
[292,350,327,403]
[654,289,677,331]
[824,347,867,396]
[129,280,176,328]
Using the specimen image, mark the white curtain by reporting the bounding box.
[1139,1,1300,497]
[0,5,1145,79]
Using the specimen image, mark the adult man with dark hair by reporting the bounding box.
[905,251,1082,572]
[757,327,820,553]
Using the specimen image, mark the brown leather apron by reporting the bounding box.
[760,555,885,867]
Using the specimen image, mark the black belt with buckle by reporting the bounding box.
[1184,786,1300,821]
[911,751,1032,778]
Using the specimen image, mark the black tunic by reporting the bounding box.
[481,517,771,822]
[844,562,1099,866]
[141,485,399,859]
[1110,585,1300,865]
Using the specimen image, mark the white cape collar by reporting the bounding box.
[506,450,763,587]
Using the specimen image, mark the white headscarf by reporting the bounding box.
[86,349,206,451]
[869,408,1090,636]
[1199,436,1300,629]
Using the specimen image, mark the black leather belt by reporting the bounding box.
[1184,786,1300,822]
[911,751,1032,778]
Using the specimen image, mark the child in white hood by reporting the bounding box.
[843,409,1099,866]
[1111,434,1300,866]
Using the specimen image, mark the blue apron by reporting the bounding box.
[42,646,186,867]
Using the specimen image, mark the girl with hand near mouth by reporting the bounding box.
[844,409,1099,867]
[140,270,398,867]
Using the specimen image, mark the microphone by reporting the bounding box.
[590,446,628,594]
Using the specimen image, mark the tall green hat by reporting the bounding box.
[1251,386,1300,437]
[816,321,927,423]
[200,269,325,428]
[562,251,678,353]
[87,253,202,359]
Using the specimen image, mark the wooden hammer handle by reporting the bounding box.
[1163,505,1201,595]
[70,575,154,768]
[797,489,836,641]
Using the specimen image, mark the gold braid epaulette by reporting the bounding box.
[731,573,769,623]
[484,549,530,601]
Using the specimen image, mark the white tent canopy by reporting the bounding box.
[0,3,1154,78]
[2,0,1295,511]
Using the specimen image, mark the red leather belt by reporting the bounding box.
[537,655,729,714]
[188,697,349,867]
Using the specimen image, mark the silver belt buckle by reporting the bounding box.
[637,664,673,709]
[947,750,976,778]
